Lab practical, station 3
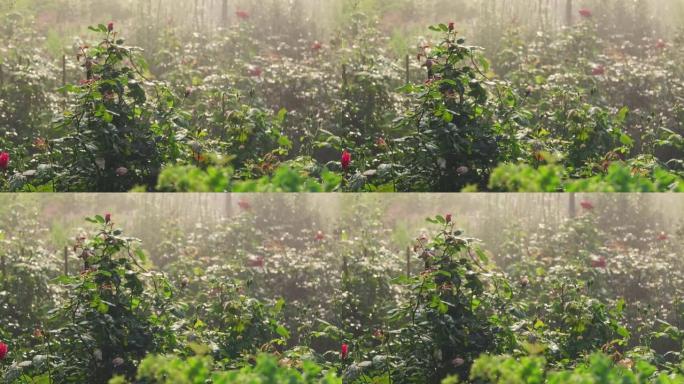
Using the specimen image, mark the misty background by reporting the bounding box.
[0,194,681,263]
[4,0,683,59]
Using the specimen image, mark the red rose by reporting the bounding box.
[592,65,606,76]
[656,39,666,50]
[311,41,323,50]
[591,256,607,269]
[246,256,265,268]
[315,231,325,241]
[0,152,9,170]
[340,343,349,359]
[107,22,114,32]
[580,200,594,210]
[238,199,251,210]
[341,150,351,171]
[448,22,455,31]
[578,8,592,18]
[105,213,112,223]
[236,10,250,20]
[658,232,669,241]
[248,65,262,77]
[0,342,8,360]
[445,214,452,224]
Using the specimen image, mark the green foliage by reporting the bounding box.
[232,165,342,192]
[383,26,518,191]
[155,164,342,192]
[466,354,546,384]
[121,353,341,384]
[353,217,516,382]
[0,13,60,145]
[492,20,684,181]
[467,353,684,384]
[38,25,188,192]
[2,8,684,191]
[488,163,684,192]
[0,205,59,337]
[44,215,177,383]
[155,164,234,192]
[3,207,684,383]
[486,163,565,192]
[174,272,290,361]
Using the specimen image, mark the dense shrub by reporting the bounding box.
[43,215,178,383]
[40,25,189,192]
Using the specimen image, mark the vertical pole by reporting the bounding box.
[62,54,67,111]
[569,193,577,219]
[222,0,229,26]
[342,253,349,288]
[157,0,163,26]
[62,54,66,86]
[405,54,410,84]
[64,246,68,276]
[342,64,348,88]
[1,251,6,290]
[565,0,573,25]
[406,246,411,277]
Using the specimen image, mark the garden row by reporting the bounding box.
[0,8,682,191]
[1,199,684,382]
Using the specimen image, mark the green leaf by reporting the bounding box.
[278,135,292,149]
[478,55,490,73]
[437,300,448,314]
[135,248,148,263]
[276,108,288,123]
[274,298,285,313]
[616,106,630,123]
[617,326,630,338]
[475,248,489,263]
[97,301,109,314]
[276,325,291,339]
[429,23,449,32]
[442,110,453,123]
[131,297,141,310]
[619,133,634,147]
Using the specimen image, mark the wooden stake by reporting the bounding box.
[1,251,6,289]
[569,193,576,218]
[64,246,68,276]
[342,64,348,88]
[222,0,229,25]
[62,54,67,111]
